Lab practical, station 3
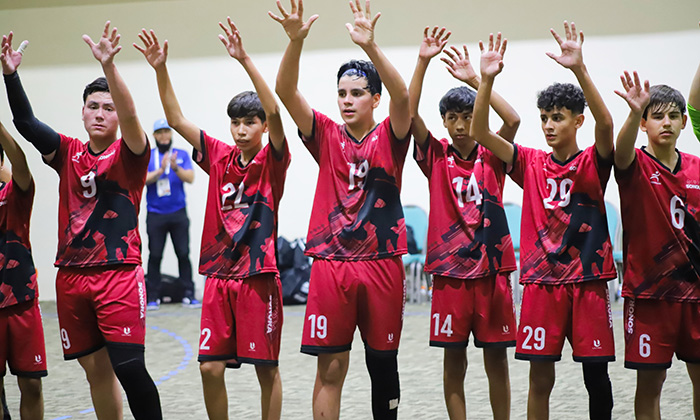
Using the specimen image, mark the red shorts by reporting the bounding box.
[301,257,405,355]
[56,265,147,360]
[0,299,47,378]
[623,298,700,369]
[198,274,283,366]
[430,273,516,348]
[515,281,615,362]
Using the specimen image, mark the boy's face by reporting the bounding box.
[540,107,583,149]
[442,110,473,144]
[641,104,687,148]
[230,115,267,154]
[337,75,380,127]
[82,91,119,141]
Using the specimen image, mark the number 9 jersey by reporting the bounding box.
[615,147,700,302]
[509,144,617,284]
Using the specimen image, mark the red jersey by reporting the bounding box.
[0,179,37,308]
[301,111,409,261]
[615,147,700,302]
[415,134,516,279]
[48,135,149,267]
[194,131,290,279]
[509,145,616,284]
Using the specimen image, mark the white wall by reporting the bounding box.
[3,29,699,300]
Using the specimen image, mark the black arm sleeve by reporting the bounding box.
[4,71,61,155]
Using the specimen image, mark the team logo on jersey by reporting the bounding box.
[447,156,455,168]
[249,342,256,351]
[72,151,84,162]
[650,171,662,185]
[387,333,394,343]
[123,327,132,337]
[341,140,346,151]
[592,339,602,350]
[34,355,42,364]
[502,325,510,334]
[569,165,577,171]
[0,200,6,207]
[371,135,378,142]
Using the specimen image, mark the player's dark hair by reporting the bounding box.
[82,77,110,103]
[227,91,266,123]
[337,59,382,96]
[537,82,587,115]
[643,84,686,119]
[439,86,477,117]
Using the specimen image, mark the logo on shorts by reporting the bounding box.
[626,299,636,334]
[138,281,146,320]
[593,339,601,350]
[34,355,42,364]
[249,342,256,352]
[502,325,510,334]
[123,327,132,337]
[387,333,394,343]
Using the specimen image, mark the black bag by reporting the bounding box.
[160,274,184,303]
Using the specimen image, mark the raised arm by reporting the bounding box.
[689,21,700,140]
[409,26,450,147]
[270,0,318,138]
[0,121,31,191]
[134,29,201,152]
[470,33,514,164]
[84,21,147,155]
[441,44,520,142]
[547,21,613,158]
[219,18,285,153]
[346,0,410,139]
[613,71,649,170]
[1,32,61,160]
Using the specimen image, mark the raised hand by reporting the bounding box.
[134,29,168,69]
[346,0,380,48]
[218,17,247,61]
[269,0,318,41]
[614,70,650,113]
[0,32,26,75]
[546,21,584,70]
[83,21,122,66]
[419,26,450,60]
[478,33,507,79]
[441,45,479,86]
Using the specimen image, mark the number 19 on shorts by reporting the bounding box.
[307,314,328,339]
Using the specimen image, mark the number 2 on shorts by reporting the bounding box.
[521,325,545,351]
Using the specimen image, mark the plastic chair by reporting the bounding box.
[503,203,522,303]
[402,205,429,303]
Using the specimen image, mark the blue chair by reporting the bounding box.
[402,205,429,303]
[605,201,624,300]
[503,203,522,303]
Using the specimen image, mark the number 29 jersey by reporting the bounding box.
[509,144,617,284]
[415,134,516,279]
[48,135,149,267]
[615,147,700,302]
[195,131,290,279]
[301,111,409,261]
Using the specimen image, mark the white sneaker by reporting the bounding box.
[181,297,201,308]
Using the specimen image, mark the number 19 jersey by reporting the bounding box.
[509,145,616,284]
[615,147,700,302]
[415,134,516,279]
[195,131,290,279]
[301,111,409,261]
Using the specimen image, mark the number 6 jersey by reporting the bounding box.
[415,134,516,279]
[615,147,700,302]
[195,131,290,279]
[509,144,617,284]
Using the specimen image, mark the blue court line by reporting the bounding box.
[49,325,194,420]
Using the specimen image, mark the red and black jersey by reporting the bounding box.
[48,135,149,267]
[510,144,617,284]
[301,110,409,261]
[415,134,516,279]
[194,131,290,279]
[615,147,700,302]
[0,179,37,308]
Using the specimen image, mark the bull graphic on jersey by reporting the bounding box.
[427,188,511,276]
[0,231,36,306]
[205,191,275,273]
[67,178,138,262]
[530,192,610,280]
[309,167,403,257]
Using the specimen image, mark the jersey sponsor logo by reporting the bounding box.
[72,151,84,162]
[650,171,662,185]
[686,183,700,190]
[98,150,116,161]
[626,299,635,334]
[34,354,42,364]
[123,327,132,337]
[593,339,602,350]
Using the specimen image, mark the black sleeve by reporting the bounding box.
[4,71,61,155]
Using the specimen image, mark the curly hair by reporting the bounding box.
[537,82,586,114]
